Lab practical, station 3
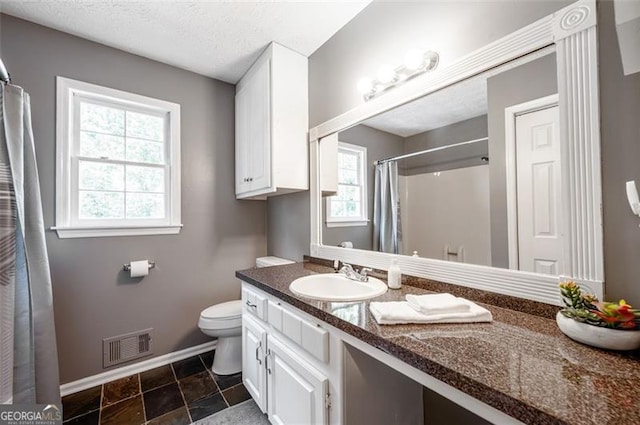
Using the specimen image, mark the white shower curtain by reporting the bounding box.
[0,83,60,404]
[373,161,401,254]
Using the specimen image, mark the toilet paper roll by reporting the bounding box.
[339,241,353,248]
[129,260,149,278]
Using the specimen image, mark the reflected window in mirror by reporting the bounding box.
[326,143,368,227]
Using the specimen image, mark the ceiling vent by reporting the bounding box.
[103,328,153,368]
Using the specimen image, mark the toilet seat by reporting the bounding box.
[199,300,242,330]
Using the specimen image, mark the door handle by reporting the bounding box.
[246,300,257,309]
[265,349,272,375]
[255,341,262,365]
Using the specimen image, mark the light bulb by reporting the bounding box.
[377,65,397,84]
[404,49,424,71]
[356,77,374,95]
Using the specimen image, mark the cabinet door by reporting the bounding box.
[235,84,251,195]
[242,315,267,413]
[245,58,272,193]
[266,335,328,425]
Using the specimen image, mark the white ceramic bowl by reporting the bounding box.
[556,312,640,351]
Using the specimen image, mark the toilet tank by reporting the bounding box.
[256,256,295,268]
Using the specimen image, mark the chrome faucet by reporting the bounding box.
[339,263,372,282]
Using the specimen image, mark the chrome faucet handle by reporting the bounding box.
[359,267,373,281]
[339,263,355,274]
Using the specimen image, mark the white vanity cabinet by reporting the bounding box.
[241,284,332,424]
[235,42,308,200]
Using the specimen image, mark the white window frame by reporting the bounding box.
[54,76,182,238]
[326,142,368,227]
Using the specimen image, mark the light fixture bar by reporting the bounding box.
[358,50,439,101]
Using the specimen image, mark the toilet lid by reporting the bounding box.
[200,300,242,320]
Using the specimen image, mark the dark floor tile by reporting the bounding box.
[102,374,140,407]
[199,351,215,369]
[172,356,205,379]
[100,394,144,425]
[222,383,251,406]
[140,365,175,392]
[187,392,227,422]
[146,406,191,425]
[63,409,99,425]
[212,372,242,390]
[143,382,185,420]
[62,386,102,421]
[178,371,219,404]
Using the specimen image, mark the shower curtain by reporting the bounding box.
[373,161,401,254]
[0,83,60,404]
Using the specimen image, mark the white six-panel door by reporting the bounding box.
[515,105,563,275]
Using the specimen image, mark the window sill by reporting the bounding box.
[51,225,183,239]
[326,220,369,228]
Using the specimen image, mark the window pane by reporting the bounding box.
[79,191,124,219]
[330,199,345,218]
[339,152,358,170]
[126,165,165,193]
[79,161,124,191]
[126,193,165,218]
[126,138,164,164]
[338,169,358,185]
[338,185,360,202]
[80,131,125,160]
[80,102,125,135]
[126,111,164,141]
[346,201,361,217]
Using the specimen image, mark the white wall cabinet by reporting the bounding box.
[235,42,309,200]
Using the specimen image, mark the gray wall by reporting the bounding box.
[322,125,403,250]
[402,115,488,175]
[599,0,640,306]
[0,15,267,383]
[486,53,558,268]
[267,0,571,263]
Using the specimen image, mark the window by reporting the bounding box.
[326,142,368,227]
[54,77,181,238]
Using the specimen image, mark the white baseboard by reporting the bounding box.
[60,341,217,397]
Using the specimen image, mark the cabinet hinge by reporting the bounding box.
[325,392,331,410]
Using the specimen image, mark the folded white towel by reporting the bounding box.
[369,300,492,325]
[406,293,471,315]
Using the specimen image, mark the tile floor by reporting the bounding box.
[62,351,251,425]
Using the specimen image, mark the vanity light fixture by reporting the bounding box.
[357,50,439,101]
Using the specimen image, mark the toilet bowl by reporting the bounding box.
[198,300,242,375]
[198,256,295,375]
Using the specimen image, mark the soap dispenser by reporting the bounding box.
[388,259,402,289]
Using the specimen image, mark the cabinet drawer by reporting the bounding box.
[281,309,302,345]
[242,287,268,321]
[301,321,329,363]
[268,301,283,331]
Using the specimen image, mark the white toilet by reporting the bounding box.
[198,256,294,375]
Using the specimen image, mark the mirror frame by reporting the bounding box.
[309,0,602,306]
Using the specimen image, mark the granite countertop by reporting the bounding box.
[236,261,640,425]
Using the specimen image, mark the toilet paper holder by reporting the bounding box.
[123,261,156,272]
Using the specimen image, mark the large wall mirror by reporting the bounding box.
[309,0,603,305]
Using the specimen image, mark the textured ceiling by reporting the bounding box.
[363,76,488,138]
[0,1,371,83]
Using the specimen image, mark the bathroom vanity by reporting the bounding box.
[237,260,640,425]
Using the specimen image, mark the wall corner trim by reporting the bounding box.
[60,341,217,397]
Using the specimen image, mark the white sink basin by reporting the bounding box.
[289,273,388,302]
